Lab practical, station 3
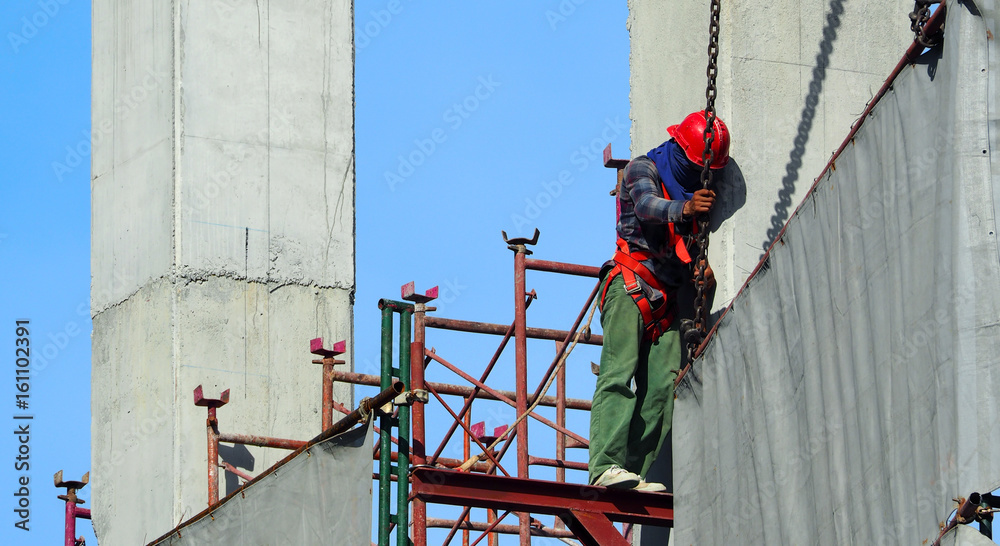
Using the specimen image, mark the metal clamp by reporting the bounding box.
[394,389,429,407]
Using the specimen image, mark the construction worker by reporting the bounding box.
[589,111,730,491]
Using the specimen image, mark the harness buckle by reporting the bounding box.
[623,280,642,295]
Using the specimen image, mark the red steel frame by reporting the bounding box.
[389,230,672,546]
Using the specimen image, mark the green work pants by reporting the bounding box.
[589,274,681,484]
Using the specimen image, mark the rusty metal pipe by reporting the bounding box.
[556,342,567,486]
[330,369,592,411]
[427,518,576,538]
[409,292,431,546]
[322,360,334,431]
[217,432,307,450]
[64,500,77,546]
[512,247,531,545]
[524,258,601,278]
[425,316,602,345]
[932,491,982,546]
[221,461,255,483]
[958,493,982,523]
[381,450,493,473]
[207,408,220,506]
[528,456,588,472]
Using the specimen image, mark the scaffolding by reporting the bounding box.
[144,144,674,545]
[357,227,674,546]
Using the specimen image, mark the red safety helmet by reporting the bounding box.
[667,111,731,169]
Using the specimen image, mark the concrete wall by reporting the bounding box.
[91,1,354,543]
[628,0,913,307]
[628,1,912,544]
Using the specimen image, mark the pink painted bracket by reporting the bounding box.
[310,338,347,358]
[469,421,508,446]
[603,143,628,169]
[193,385,230,408]
[470,421,485,438]
[401,281,438,304]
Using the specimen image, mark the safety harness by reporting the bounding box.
[600,181,697,342]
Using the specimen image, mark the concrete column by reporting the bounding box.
[91,1,354,543]
[628,1,912,544]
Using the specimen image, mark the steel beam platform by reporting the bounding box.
[410,468,673,546]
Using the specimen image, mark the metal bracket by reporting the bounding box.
[501,228,540,246]
[402,282,439,306]
[55,470,89,504]
[394,389,429,406]
[502,229,540,254]
[193,386,230,409]
[310,338,347,363]
[604,143,629,196]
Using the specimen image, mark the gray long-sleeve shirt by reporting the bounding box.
[611,155,696,294]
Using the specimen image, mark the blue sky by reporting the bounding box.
[1,2,630,544]
[1,0,95,544]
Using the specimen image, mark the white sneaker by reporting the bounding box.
[633,479,666,492]
[592,465,641,489]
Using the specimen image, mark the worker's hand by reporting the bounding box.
[694,258,716,289]
[682,189,716,218]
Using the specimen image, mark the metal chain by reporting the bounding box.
[684,0,722,364]
[909,1,941,48]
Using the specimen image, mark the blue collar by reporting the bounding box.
[646,140,702,201]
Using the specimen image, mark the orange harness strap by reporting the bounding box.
[600,239,677,342]
[601,181,696,341]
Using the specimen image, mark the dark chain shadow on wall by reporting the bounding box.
[761,0,845,255]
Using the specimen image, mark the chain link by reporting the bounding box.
[685,0,722,364]
[909,1,941,48]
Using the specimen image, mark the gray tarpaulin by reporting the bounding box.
[674,2,1000,544]
[153,422,373,545]
[941,525,998,546]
